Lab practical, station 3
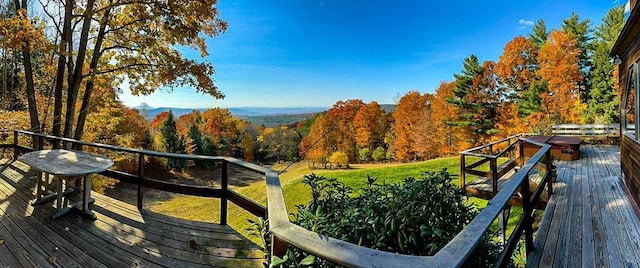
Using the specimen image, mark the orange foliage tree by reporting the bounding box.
[353,101,386,151]
[538,30,584,123]
[431,82,466,155]
[326,99,365,162]
[393,91,435,161]
[496,36,538,95]
[300,113,333,168]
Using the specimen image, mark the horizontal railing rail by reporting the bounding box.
[0,129,552,267]
[552,123,620,138]
[0,129,268,225]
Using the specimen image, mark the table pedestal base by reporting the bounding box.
[32,172,95,220]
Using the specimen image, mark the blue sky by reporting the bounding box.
[118,0,623,108]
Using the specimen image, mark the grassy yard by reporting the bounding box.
[143,157,523,246]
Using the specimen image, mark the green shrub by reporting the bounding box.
[358,148,370,162]
[372,146,386,162]
[252,170,500,267]
[328,151,349,168]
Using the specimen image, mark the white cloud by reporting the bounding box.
[518,19,535,26]
[518,19,535,30]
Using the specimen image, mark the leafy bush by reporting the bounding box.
[358,148,370,162]
[252,170,500,267]
[372,146,386,162]
[328,151,349,168]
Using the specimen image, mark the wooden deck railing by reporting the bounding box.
[0,129,267,225]
[552,124,620,139]
[0,130,552,267]
[459,135,521,194]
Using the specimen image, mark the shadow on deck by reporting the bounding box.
[0,160,263,268]
[527,145,640,267]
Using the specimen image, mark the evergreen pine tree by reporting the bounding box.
[447,55,500,145]
[188,123,208,167]
[159,110,186,170]
[528,19,548,49]
[519,80,546,117]
[562,12,592,104]
[586,5,625,123]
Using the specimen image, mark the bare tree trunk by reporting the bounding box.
[74,4,111,142]
[13,0,40,137]
[63,0,95,144]
[2,38,7,104]
[52,0,72,146]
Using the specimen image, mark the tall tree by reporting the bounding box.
[11,0,227,144]
[7,1,43,136]
[496,36,546,118]
[585,5,625,123]
[562,12,593,105]
[326,99,365,162]
[528,19,548,49]
[393,91,434,161]
[353,101,386,151]
[538,30,583,123]
[448,56,501,145]
[300,113,333,168]
[160,111,186,170]
[431,81,464,155]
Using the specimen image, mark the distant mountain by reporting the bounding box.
[134,106,328,121]
[380,104,395,113]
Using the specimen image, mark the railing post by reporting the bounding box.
[12,130,18,160]
[518,139,525,167]
[460,154,466,189]
[491,158,498,194]
[137,153,145,209]
[271,236,288,258]
[546,150,553,195]
[221,161,228,225]
[38,134,44,150]
[521,173,534,255]
[489,144,494,155]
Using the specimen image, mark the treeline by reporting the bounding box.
[0,6,626,169]
[300,6,626,165]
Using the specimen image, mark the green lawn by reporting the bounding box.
[144,156,523,246]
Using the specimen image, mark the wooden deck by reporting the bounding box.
[528,145,640,267]
[0,160,264,268]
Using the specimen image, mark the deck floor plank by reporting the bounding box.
[0,160,263,268]
[528,145,640,267]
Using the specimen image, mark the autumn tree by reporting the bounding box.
[199,108,255,159]
[300,113,333,168]
[393,91,434,161]
[178,111,203,137]
[448,56,502,145]
[431,81,464,155]
[585,5,625,123]
[353,101,386,153]
[326,99,365,162]
[10,0,227,146]
[82,87,147,148]
[538,30,583,123]
[257,126,301,163]
[496,36,543,118]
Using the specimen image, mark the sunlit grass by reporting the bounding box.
[145,157,524,246]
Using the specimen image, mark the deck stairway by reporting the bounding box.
[460,135,553,210]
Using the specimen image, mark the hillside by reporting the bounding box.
[246,112,319,127]
[136,106,328,121]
